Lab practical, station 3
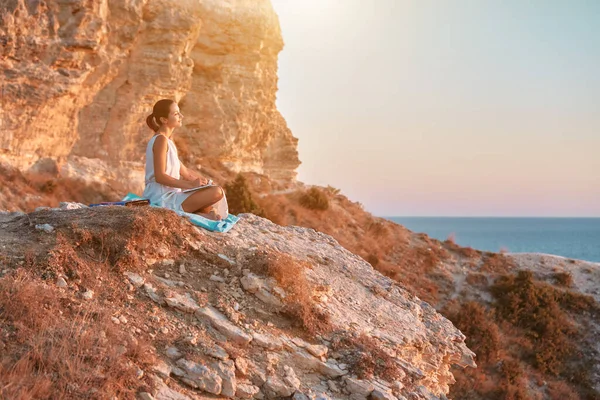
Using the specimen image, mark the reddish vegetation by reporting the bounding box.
[0,164,114,211]
[2,171,599,399]
[330,333,403,384]
[246,250,331,335]
[229,175,600,400]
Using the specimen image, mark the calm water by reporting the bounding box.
[386,217,600,263]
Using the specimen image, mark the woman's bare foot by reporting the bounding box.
[197,210,222,221]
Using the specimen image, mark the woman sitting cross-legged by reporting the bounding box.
[143,99,224,220]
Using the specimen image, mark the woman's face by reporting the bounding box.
[161,102,183,129]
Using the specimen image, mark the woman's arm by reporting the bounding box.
[180,163,207,184]
[153,135,199,189]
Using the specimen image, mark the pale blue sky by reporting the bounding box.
[270,0,600,216]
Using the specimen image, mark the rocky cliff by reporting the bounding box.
[0,205,475,399]
[0,0,299,192]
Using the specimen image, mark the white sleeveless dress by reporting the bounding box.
[143,134,193,212]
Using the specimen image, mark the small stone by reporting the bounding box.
[210,275,225,283]
[124,272,145,288]
[166,347,183,359]
[195,306,252,346]
[240,274,262,293]
[264,376,294,398]
[252,332,283,350]
[205,344,229,360]
[35,223,54,233]
[211,360,236,397]
[283,366,301,389]
[250,368,267,387]
[115,345,127,356]
[59,202,87,210]
[306,344,328,358]
[272,286,286,298]
[328,380,340,393]
[82,290,94,300]
[176,359,222,394]
[111,317,120,325]
[235,357,249,375]
[135,367,144,379]
[293,392,310,400]
[164,273,170,278]
[236,383,260,399]
[163,259,175,266]
[291,337,308,348]
[56,277,68,288]
[138,392,154,400]
[164,291,200,313]
[144,283,164,305]
[152,360,172,379]
[179,264,187,274]
[119,315,128,324]
[217,254,236,265]
[370,390,397,400]
[161,327,169,334]
[344,377,375,397]
[255,288,283,306]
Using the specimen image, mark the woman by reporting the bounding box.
[143,99,224,220]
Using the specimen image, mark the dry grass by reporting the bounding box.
[298,187,329,211]
[554,271,574,287]
[0,271,154,399]
[245,251,332,335]
[492,271,576,375]
[330,333,402,382]
[0,164,114,212]
[446,301,501,364]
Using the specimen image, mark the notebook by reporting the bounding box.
[182,183,215,193]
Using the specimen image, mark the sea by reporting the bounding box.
[386,217,600,263]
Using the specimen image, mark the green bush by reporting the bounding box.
[299,187,329,210]
[224,174,264,216]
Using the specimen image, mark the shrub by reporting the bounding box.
[446,232,456,243]
[491,271,575,375]
[554,272,574,287]
[224,174,265,216]
[299,187,329,211]
[448,301,501,363]
[366,254,379,267]
[245,251,331,334]
[547,380,580,400]
[325,185,340,195]
[331,334,402,382]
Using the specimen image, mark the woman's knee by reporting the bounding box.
[213,186,224,201]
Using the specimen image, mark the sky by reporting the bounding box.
[270,0,600,217]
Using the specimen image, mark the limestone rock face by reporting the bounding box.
[0,206,476,399]
[0,0,300,192]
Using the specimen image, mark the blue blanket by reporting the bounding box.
[122,193,239,233]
